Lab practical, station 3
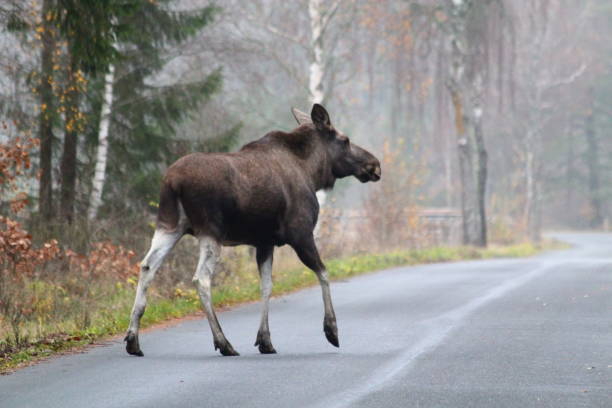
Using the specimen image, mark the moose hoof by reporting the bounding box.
[124,333,144,357]
[214,340,240,356]
[254,332,277,354]
[258,343,277,354]
[324,319,339,348]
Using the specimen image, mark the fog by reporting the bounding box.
[1,0,610,246]
[159,0,611,244]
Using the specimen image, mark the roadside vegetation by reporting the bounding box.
[1,237,555,374]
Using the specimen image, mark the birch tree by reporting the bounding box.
[237,0,349,207]
[55,0,120,223]
[87,64,114,221]
[85,3,219,220]
[308,0,343,206]
[307,0,344,104]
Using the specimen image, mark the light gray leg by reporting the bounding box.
[292,237,339,347]
[125,228,182,356]
[193,236,239,356]
[317,269,338,346]
[254,246,276,354]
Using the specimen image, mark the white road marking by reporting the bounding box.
[314,261,560,408]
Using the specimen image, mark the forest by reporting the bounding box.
[0,0,610,370]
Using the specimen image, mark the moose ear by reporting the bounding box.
[311,103,332,131]
[291,107,312,125]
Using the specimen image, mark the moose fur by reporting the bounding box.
[125,104,381,357]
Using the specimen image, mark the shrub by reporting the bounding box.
[0,215,60,344]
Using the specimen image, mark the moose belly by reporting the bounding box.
[220,211,287,247]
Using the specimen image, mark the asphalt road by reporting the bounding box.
[1,233,611,408]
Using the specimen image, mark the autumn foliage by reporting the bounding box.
[363,139,423,248]
[0,138,140,345]
[65,242,139,282]
[0,216,60,273]
[0,135,38,212]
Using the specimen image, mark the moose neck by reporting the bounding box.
[296,126,336,192]
[273,125,336,192]
[241,125,337,192]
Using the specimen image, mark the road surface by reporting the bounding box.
[1,233,611,407]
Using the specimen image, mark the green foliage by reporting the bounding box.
[55,0,126,73]
[80,2,233,215]
[5,12,28,32]
[53,1,219,75]
[1,0,229,222]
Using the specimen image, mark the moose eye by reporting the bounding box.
[338,135,349,146]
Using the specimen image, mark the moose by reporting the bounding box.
[125,104,381,357]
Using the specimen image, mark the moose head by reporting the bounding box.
[292,104,381,184]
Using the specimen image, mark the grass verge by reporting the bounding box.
[0,240,560,374]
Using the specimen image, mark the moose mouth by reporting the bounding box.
[357,166,381,183]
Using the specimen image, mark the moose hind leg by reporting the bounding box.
[254,246,276,354]
[193,236,239,356]
[292,237,339,348]
[125,228,182,356]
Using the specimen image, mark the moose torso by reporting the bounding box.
[161,126,329,248]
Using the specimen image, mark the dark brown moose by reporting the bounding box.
[125,104,381,357]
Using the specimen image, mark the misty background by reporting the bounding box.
[166,0,612,246]
[1,0,610,245]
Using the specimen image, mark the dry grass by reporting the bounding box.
[0,236,556,374]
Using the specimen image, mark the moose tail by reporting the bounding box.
[156,181,180,231]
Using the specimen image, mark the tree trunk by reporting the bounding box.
[528,175,542,244]
[88,64,115,221]
[472,104,488,247]
[366,34,376,110]
[524,137,536,239]
[457,139,477,245]
[444,135,453,207]
[564,123,575,226]
[525,157,543,243]
[308,0,325,106]
[308,0,327,209]
[447,0,487,247]
[435,45,453,208]
[59,58,82,223]
[585,99,603,229]
[38,0,57,221]
[451,89,480,246]
[390,42,403,139]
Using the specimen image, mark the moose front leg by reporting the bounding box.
[291,237,339,348]
[254,246,276,354]
[317,268,338,347]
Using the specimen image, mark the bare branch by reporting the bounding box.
[320,0,343,35]
[537,63,587,90]
[244,14,309,51]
